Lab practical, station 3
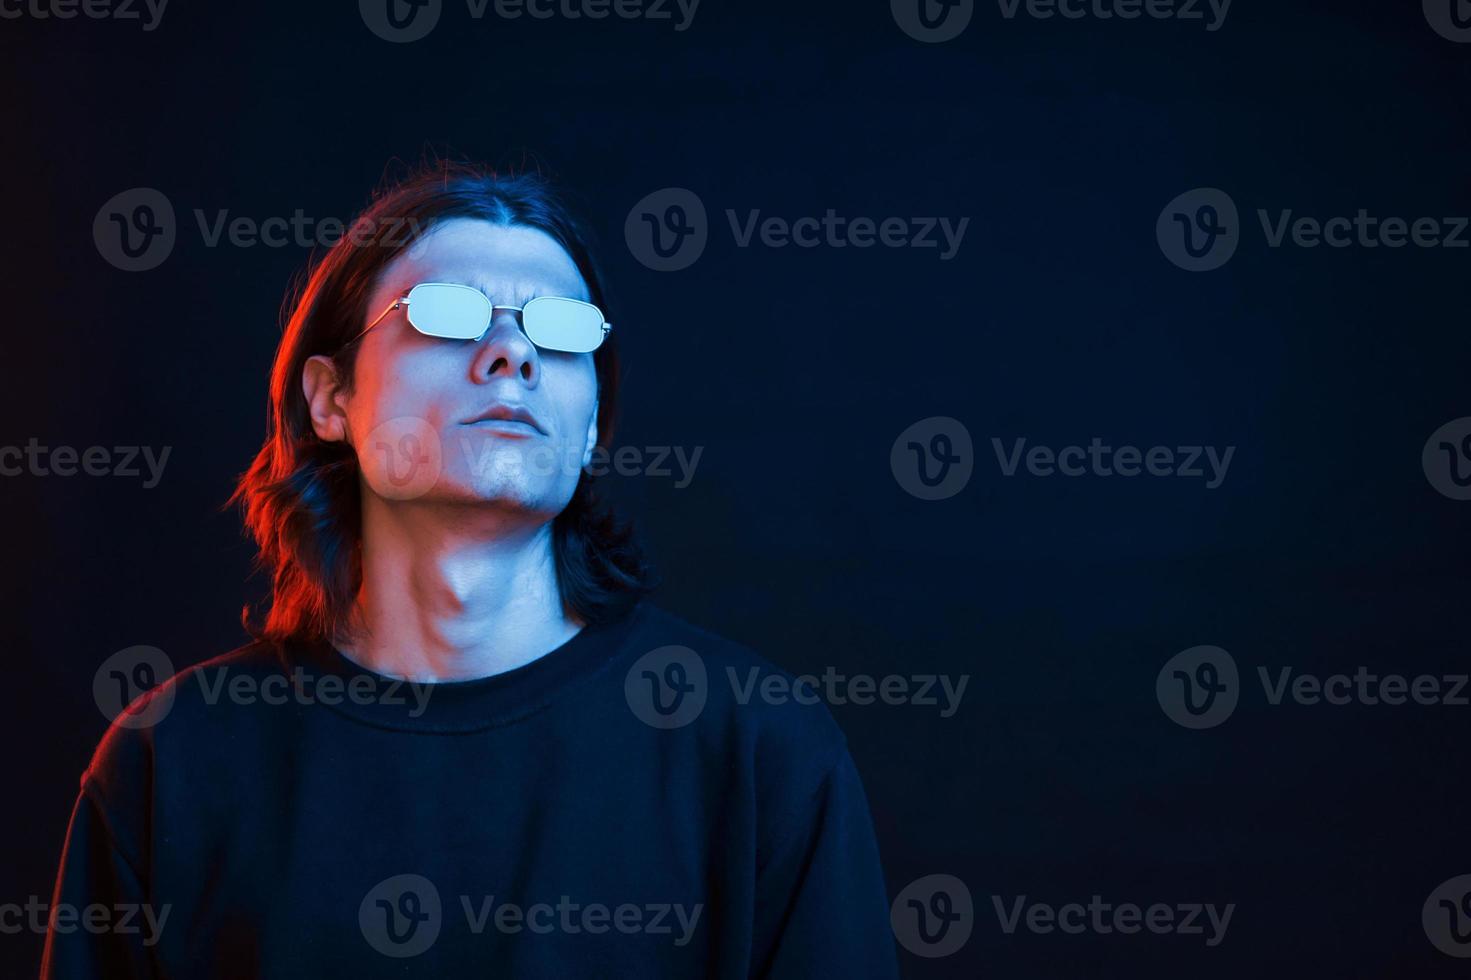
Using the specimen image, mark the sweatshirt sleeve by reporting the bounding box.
[41,720,162,980]
[750,750,900,979]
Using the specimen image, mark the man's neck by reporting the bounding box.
[334,499,583,682]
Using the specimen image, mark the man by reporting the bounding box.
[43,164,899,977]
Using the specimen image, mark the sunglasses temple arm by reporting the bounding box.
[346,297,406,346]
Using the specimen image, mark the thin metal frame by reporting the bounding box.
[349,282,612,351]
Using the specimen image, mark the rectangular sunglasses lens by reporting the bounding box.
[406,283,491,339]
[524,297,605,353]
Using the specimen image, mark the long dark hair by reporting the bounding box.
[229,161,653,646]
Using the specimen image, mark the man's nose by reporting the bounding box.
[472,307,539,384]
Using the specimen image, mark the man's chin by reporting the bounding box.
[439,474,573,517]
[452,434,581,484]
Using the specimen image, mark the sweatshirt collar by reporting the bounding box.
[288,601,649,733]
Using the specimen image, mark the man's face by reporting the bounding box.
[312,218,600,517]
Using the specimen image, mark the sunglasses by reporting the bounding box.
[352,282,612,354]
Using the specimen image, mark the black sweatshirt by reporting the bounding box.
[42,601,900,978]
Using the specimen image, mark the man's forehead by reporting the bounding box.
[406,220,571,267]
[383,226,587,299]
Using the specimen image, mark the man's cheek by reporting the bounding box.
[357,415,444,500]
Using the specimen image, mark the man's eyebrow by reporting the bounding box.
[386,278,433,297]
[395,279,587,303]
[392,278,485,298]
[467,281,559,304]
[452,280,523,303]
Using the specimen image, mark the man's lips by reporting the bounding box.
[462,404,547,435]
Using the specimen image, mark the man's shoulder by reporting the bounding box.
[133,638,290,721]
[82,639,287,787]
[627,602,851,766]
[626,603,860,851]
[632,602,807,679]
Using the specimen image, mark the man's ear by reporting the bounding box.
[302,355,352,443]
[582,398,600,469]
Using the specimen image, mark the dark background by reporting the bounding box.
[4,0,1470,975]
